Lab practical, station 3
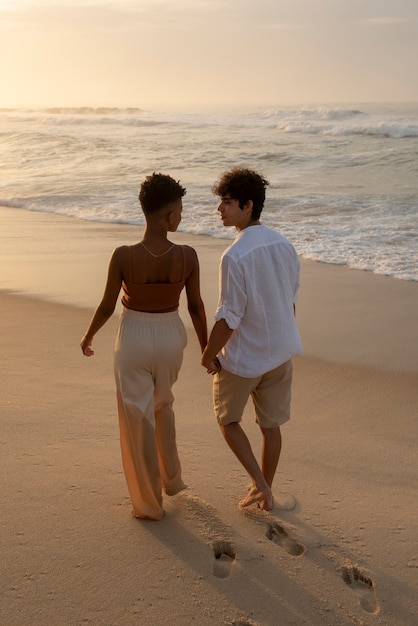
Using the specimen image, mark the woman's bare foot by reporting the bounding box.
[165,480,187,496]
[239,485,274,511]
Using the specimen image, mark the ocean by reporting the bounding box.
[1,103,417,281]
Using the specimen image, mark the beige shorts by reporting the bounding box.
[213,360,293,428]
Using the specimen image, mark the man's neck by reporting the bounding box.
[236,219,261,233]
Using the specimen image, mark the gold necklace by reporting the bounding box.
[140,242,175,258]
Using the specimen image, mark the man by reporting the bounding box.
[201,168,302,511]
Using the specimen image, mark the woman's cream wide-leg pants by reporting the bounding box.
[114,308,187,520]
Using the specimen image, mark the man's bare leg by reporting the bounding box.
[260,426,282,487]
[219,422,273,510]
[253,425,282,510]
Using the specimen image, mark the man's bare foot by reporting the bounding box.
[239,485,274,511]
[258,495,275,511]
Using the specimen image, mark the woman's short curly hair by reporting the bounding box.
[139,173,186,214]
[212,168,270,220]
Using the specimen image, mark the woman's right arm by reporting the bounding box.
[184,247,208,352]
[80,247,125,356]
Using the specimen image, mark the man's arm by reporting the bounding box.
[201,318,233,372]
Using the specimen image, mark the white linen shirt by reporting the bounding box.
[215,224,302,377]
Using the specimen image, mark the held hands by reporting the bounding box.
[200,319,231,375]
[201,356,221,375]
[80,335,94,357]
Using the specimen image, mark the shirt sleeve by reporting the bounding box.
[214,254,246,330]
[284,242,300,302]
[293,253,301,302]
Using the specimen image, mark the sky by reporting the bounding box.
[1,0,417,108]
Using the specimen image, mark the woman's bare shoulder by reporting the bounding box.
[180,244,198,257]
[112,244,130,255]
[109,244,130,267]
[181,244,199,265]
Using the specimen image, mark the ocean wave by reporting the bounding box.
[2,106,146,115]
[0,113,169,130]
[299,107,365,119]
[0,105,366,130]
[2,105,417,138]
[277,117,418,138]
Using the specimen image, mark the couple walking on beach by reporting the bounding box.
[80,168,302,521]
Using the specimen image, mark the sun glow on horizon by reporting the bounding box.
[0,0,417,108]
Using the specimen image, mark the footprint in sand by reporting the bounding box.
[275,492,297,511]
[266,522,306,557]
[225,618,257,626]
[178,494,237,578]
[340,565,380,614]
[212,540,236,578]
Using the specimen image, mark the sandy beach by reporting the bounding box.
[1,206,417,626]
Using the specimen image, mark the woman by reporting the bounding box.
[80,173,207,520]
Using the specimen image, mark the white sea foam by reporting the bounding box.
[0,104,417,281]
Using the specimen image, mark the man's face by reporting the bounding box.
[217,195,244,228]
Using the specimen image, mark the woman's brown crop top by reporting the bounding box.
[121,245,187,313]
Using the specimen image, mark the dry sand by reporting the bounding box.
[1,206,417,625]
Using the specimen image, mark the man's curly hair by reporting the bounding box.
[212,168,270,220]
[139,173,186,214]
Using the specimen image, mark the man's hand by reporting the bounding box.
[201,319,233,375]
[201,356,221,375]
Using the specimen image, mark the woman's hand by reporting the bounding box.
[80,336,94,356]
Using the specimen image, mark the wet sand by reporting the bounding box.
[1,206,417,625]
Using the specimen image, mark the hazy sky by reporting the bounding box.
[1,0,417,108]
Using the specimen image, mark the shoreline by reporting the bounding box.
[2,205,417,372]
